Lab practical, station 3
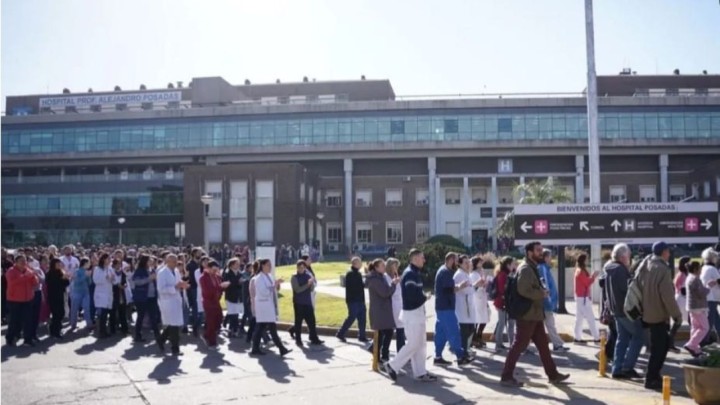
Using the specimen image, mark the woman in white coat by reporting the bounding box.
[385,258,405,352]
[249,258,291,357]
[469,256,492,348]
[157,254,187,355]
[93,253,116,338]
[454,255,477,357]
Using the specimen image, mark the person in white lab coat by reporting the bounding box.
[469,256,493,348]
[93,253,116,338]
[193,257,209,337]
[250,258,291,357]
[454,255,477,357]
[157,254,188,355]
[385,258,405,352]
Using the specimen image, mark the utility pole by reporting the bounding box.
[585,0,603,303]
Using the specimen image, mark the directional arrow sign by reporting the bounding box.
[520,221,533,233]
[513,202,719,245]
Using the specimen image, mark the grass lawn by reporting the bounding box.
[275,261,349,282]
[277,291,348,328]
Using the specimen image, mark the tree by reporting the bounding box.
[496,177,573,238]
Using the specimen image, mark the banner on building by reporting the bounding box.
[39,91,182,108]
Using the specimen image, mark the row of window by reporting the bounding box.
[1,192,183,217]
[324,221,429,245]
[4,111,719,155]
[1,228,177,247]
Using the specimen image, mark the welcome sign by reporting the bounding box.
[39,91,182,108]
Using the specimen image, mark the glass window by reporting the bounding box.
[356,189,372,207]
[356,222,372,244]
[415,221,429,243]
[325,190,342,207]
[415,188,429,206]
[609,185,627,203]
[639,185,656,202]
[498,117,512,133]
[390,120,405,135]
[386,221,403,244]
[326,223,342,243]
[444,119,458,134]
[445,188,460,205]
[385,189,403,207]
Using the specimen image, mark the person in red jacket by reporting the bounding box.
[5,255,39,347]
[492,256,516,351]
[200,260,229,347]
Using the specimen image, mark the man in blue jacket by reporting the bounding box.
[539,249,569,352]
[433,252,471,366]
[385,249,437,382]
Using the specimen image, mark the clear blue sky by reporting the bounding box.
[2,0,719,110]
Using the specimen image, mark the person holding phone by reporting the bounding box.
[200,260,230,348]
[573,253,600,343]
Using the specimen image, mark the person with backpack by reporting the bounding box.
[604,243,644,380]
[539,249,569,352]
[639,242,682,391]
[500,241,570,388]
[492,256,516,351]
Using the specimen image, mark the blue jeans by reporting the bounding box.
[70,292,92,328]
[435,309,465,359]
[613,317,644,375]
[337,301,366,340]
[495,309,515,346]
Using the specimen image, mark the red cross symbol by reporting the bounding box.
[685,218,699,232]
[534,220,549,235]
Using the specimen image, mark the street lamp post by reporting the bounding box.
[117,217,126,245]
[201,194,213,253]
[316,212,325,260]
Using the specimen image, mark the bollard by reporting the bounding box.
[598,332,607,377]
[662,376,672,404]
[372,330,380,372]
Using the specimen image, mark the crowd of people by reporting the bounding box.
[2,240,720,391]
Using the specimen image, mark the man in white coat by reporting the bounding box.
[157,254,188,355]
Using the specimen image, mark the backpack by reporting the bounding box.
[624,256,650,321]
[486,277,498,300]
[504,270,533,320]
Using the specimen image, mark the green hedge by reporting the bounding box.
[398,241,466,289]
[425,235,467,252]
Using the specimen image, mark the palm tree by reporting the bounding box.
[496,177,574,238]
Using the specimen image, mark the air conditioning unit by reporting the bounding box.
[328,244,339,252]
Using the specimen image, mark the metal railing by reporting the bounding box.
[2,172,184,185]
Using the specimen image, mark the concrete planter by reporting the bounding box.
[683,363,720,405]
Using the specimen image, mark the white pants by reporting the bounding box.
[675,294,688,321]
[389,307,427,378]
[544,311,565,348]
[574,296,599,340]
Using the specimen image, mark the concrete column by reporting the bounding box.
[343,159,353,253]
[104,167,110,181]
[435,177,442,235]
[518,176,526,201]
[18,169,23,184]
[575,155,585,203]
[491,176,498,251]
[659,154,669,203]
[60,168,65,183]
[462,177,470,246]
[428,157,437,235]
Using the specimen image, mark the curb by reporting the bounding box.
[277,323,691,342]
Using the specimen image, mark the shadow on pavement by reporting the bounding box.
[254,352,298,383]
[299,344,335,364]
[200,350,234,373]
[148,356,186,384]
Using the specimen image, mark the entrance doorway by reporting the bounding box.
[472,229,489,253]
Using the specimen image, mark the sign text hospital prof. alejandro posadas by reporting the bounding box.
[39,91,182,108]
[513,202,719,245]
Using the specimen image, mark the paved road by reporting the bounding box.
[2,326,696,405]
